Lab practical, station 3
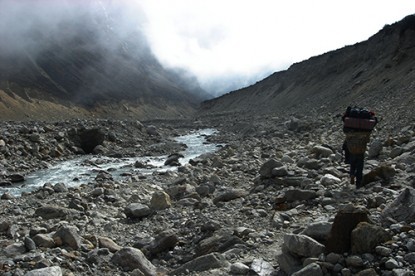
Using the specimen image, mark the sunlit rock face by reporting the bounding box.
[0,0,209,119]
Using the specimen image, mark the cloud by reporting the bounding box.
[138,0,415,94]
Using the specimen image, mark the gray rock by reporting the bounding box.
[124,203,152,219]
[292,262,323,276]
[33,234,55,248]
[277,247,303,275]
[150,191,171,210]
[0,220,11,232]
[368,139,383,158]
[311,145,333,159]
[52,226,82,250]
[111,247,157,274]
[272,166,289,177]
[170,252,229,275]
[250,258,275,276]
[385,258,401,269]
[230,262,250,275]
[24,266,62,276]
[3,242,26,257]
[404,252,415,264]
[259,159,283,178]
[284,189,317,202]
[345,255,364,267]
[213,189,248,204]
[34,205,78,220]
[325,205,370,253]
[53,183,68,193]
[283,234,325,257]
[98,236,122,252]
[326,252,342,264]
[351,222,391,254]
[375,246,393,256]
[320,174,341,186]
[90,187,105,197]
[24,236,37,251]
[144,230,179,255]
[381,188,415,225]
[355,268,378,276]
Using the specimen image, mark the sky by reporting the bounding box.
[136,0,415,94]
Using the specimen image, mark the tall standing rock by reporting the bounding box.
[325,205,370,253]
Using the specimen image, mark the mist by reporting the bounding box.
[0,0,154,59]
[0,0,214,104]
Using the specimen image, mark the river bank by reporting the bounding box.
[1,115,415,275]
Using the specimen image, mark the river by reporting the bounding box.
[1,128,220,197]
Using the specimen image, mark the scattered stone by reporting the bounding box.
[124,203,152,219]
[259,159,283,178]
[381,188,415,225]
[170,252,229,275]
[52,226,82,250]
[150,191,172,210]
[24,266,62,276]
[34,205,78,220]
[111,247,157,274]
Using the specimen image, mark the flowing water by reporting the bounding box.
[2,129,220,197]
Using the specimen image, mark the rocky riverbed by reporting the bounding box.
[1,114,415,276]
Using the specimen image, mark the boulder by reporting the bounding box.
[325,205,370,253]
[351,222,391,254]
[381,188,415,225]
[282,234,325,258]
[52,226,82,250]
[111,247,157,274]
[301,221,332,243]
[124,203,152,219]
[150,191,172,210]
[144,230,179,256]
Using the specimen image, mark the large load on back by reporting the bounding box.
[342,106,378,155]
[342,106,377,132]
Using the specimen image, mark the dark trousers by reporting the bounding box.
[349,154,364,186]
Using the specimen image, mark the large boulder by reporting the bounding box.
[325,205,370,253]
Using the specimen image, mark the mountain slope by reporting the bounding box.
[199,15,415,128]
[0,0,208,120]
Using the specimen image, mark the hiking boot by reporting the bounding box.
[350,176,355,185]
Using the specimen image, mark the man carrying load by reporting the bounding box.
[342,106,378,188]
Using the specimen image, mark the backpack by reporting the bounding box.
[343,106,377,132]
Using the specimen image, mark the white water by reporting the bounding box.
[2,129,220,197]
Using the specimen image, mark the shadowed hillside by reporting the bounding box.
[200,15,415,130]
